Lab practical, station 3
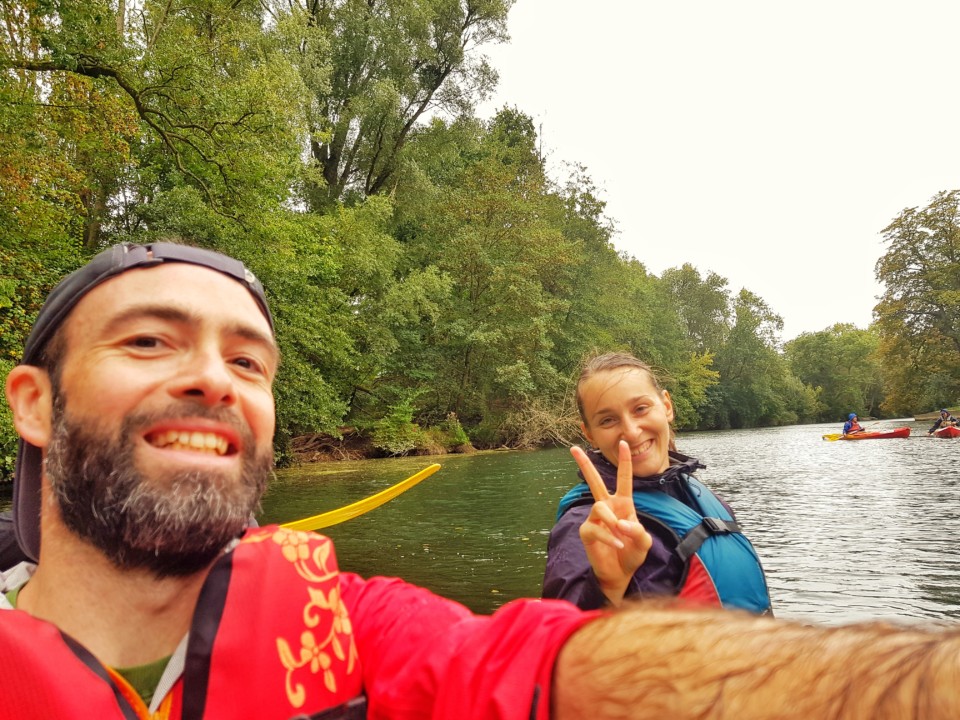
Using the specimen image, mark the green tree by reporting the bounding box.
[541,165,624,373]
[2,0,309,231]
[269,0,512,210]
[661,352,720,429]
[785,323,882,421]
[0,0,323,468]
[418,131,572,426]
[874,190,960,414]
[705,289,792,428]
[1,1,140,237]
[538,167,696,393]
[660,264,731,355]
[0,8,91,370]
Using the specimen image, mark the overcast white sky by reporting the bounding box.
[477,0,960,341]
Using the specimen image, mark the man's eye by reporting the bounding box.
[232,357,263,373]
[130,336,160,348]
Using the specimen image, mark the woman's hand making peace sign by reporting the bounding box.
[570,440,653,606]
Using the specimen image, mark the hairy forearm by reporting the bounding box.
[553,602,960,719]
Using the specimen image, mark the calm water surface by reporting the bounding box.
[257,419,960,625]
[4,420,956,626]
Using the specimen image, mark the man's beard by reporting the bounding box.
[44,393,272,578]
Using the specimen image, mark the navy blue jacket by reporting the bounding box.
[929,413,958,433]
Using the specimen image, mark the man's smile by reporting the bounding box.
[145,429,235,456]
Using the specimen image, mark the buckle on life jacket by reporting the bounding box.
[702,516,740,534]
[676,517,743,561]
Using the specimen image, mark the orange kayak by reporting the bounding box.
[933,426,960,438]
[838,427,911,441]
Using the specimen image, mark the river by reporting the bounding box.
[257,418,960,626]
[3,419,958,626]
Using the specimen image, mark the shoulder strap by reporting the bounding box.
[629,478,741,561]
[60,634,141,720]
[556,482,594,521]
[559,478,741,555]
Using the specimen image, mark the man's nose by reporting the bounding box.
[172,349,237,406]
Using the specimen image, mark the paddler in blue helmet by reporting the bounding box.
[842,412,865,437]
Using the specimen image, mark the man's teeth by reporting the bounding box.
[151,430,229,455]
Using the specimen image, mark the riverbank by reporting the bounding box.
[290,428,479,463]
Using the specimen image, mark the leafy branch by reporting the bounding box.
[5,53,248,221]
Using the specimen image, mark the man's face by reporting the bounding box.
[43,263,279,576]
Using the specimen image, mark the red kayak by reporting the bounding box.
[837,427,911,441]
[933,426,960,438]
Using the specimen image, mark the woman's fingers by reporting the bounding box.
[591,499,620,527]
[581,516,652,555]
[570,445,610,502]
[615,440,634,499]
[617,519,653,551]
[583,499,650,553]
[580,515,625,550]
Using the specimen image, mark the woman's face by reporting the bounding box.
[579,367,674,477]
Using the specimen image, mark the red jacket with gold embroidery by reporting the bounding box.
[1,526,595,720]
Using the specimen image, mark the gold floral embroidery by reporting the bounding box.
[266,527,359,709]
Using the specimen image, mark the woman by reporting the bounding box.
[542,352,771,614]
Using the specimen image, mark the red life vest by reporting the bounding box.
[1,527,365,719]
[2,526,596,720]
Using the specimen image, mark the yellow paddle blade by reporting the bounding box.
[821,433,842,441]
[282,463,441,532]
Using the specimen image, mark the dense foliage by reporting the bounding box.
[873,190,960,415]
[784,324,882,422]
[1,1,955,478]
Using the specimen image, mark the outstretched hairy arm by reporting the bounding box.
[554,603,960,719]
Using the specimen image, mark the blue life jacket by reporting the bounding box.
[557,477,772,613]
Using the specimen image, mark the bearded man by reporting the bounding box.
[3,242,960,720]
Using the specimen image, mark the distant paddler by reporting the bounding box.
[927,408,959,436]
[842,412,866,437]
